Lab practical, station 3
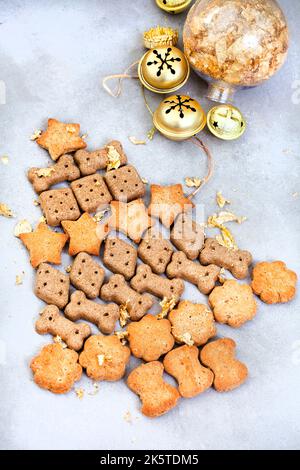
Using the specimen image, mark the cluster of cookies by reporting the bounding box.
[22,118,297,418]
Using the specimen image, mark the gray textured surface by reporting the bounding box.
[0,0,299,450]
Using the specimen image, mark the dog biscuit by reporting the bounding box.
[71,174,112,213]
[70,252,105,298]
[200,338,248,392]
[105,164,145,202]
[167,251,220,295]
[109,199,153,243]
[149,184,194,228]
[170,213,204,260]
[131,264,184,301]
[103,237,137,280]
[200,238,252,280]
[251,261,297,304]
[36,305,91,351]
[74,140,127,176]
[39,188,80,227]
[163,345,214,398]
[65,291,119,334]
[127,361,180,418]
[101,274,153,321]
[138,228,173,275]
[35,263,70,309]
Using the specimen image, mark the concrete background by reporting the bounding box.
[0,0,299,450]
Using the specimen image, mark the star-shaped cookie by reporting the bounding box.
[62,212,109,256]
[148,184,194,227]
[19,222,68,268]
[109,199,153,243]
[37,118,87,161]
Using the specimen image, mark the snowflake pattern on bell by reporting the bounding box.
[164,96,197,118]
[146,48,182,77]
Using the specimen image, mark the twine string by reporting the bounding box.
[187,136,214,199]
[102,60,139,97]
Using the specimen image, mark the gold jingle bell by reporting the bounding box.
[153,94,206,141]
[138,46,190,94]
[207,104,246,141]
[156,0,192,14]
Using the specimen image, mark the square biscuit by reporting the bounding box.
[35,263,70,309]
[39,188,80,227]
[70,252,105,299]
[170,213,204,260]
[71,174,112,213]
[104,164,145,202]
[103,237,137,280]
[138,229,173,274]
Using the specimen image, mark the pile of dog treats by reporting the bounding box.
[19,118,297,417]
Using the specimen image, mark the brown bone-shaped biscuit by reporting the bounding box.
[167,251,220,295]
[28,154,80,194]
[200,338,248,392]
[65,291,119,334]
[74,140,127,176]
[35,305,91,351]
[163,345,214,398]
[200,238,252,280]
[127,361,180,418]
[131,264,184,301]
[101,274,153,321]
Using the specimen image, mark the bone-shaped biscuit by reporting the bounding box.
[101,274,153,321]
[166,251,220,295]
[130,264,184,301]
[28,154,80,194]
[64,291,119,334]
[200,238,252,280]
[35,305,91,351]
[74,140,127,176]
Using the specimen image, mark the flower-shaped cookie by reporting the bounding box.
[209,280,257,328]
[251,261,297,304]
[79,335,130,381]
[30,343,82,394]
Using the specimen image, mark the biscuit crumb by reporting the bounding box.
[30,129,42,141]
[39,216,46,223]
[53,335,67,349]
[119,302,130,328]
[123,411,132,423]
[36,167,55,178]
[97,353,112,366]
[0,202,14,218]
[157,296,177,319]
[184,177,202,188]
[208,212,246,226]
[179,332,194,346]
[88,382,99,396]
[65,265,72,273]
[218,267,227,284]
[1,155,9,165]
[15,272,25,285]
[129,136,146,145]
[75,388,85,399]
[106,145,121,171]
[81,133,88,139]
[141,177,148,184]
[33,199,40,206]
[93,208,110,223]
[216,191,231,208]
[14,219,32,238]
[115,330,129,345]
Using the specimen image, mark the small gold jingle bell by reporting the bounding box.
[156,0,192,14]
[138,46,190,94]
[207,104,246,141]
[153,94,206,141]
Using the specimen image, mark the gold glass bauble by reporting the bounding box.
[138,46,190,94]
[156,0,192,14]
[153,94,206,141]
[183,0,289,103]
[207,104,246,140]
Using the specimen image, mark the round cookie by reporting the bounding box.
[79,335,130,381]
[127,314,174,362]
[251,261,297,304]
[30,343,82,394]
[169,300,216,346]
[209,280,257,328]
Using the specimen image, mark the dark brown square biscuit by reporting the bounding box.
[138,228,173,274]
[70,252,105,299]
[39,188,81,227]
[71,174,112,213]
[170,213,204,260]
[104,164,145,202]
[35,263,70,309]
[103,237,137,280]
